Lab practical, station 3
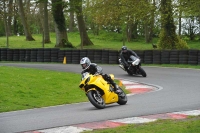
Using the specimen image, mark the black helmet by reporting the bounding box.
[80,57,91,70]
[121,46,127,52]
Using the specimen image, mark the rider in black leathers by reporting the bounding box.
[80,57,120,93]
[119,46,139,71]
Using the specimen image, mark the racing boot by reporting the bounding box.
[112,83,122,95]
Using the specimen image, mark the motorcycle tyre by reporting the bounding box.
[87,90,105,109]
[139,66,147,77]
[117,87,128,105]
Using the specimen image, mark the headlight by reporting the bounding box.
[132,59,140,66]
[79,84,84,88]
[85,77,90,84]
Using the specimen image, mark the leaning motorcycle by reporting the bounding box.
[79,72,127,109]
[119,55,147,77]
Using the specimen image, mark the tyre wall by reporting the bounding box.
[0,48,200,65]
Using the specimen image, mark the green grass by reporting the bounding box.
[83,116,200,133]
[0,66,87,112]
[0,65,126,113]
[0,32,199,50]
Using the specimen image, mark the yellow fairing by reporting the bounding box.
[79,74,118,104]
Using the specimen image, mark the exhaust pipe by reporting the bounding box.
[119,64,125,71]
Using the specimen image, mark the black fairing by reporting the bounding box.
[85,84,105,95]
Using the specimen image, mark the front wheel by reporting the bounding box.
[139,66,147,77]
[87,90,105,109]
[117,87,128,105]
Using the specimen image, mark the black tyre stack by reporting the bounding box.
[188,50,198,65]
[37,49,44,62]
[87,49,94,62]
[58,50,65,63]
[80,49,87,59]
[144,50,153,64]
[170,50,179,64]
[94,49,102,63]
[13,49,19,61]
[153,50,161,64]
[51,48,59,62]
[179,50,188,64]
[43,48,51,62]
[0,48,7,61]
[198,50,200,65]
[72,50,80,64]
[65,50,72,64]
[30,49,37,62]
[19,49,26,62]
[7,49,13,61]
[108,50,118,64]
[101,50,109,64]
[161,50,170,64]
[25,49,31,62]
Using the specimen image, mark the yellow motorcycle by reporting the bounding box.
[79,72,127,109]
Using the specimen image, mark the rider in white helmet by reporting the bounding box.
[80,57,120,93]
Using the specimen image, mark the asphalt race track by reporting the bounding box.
[0,63,200,133]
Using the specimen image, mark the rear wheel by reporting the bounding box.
[87,90,105,109]
[117,87,128,105]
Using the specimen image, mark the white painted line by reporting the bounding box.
[38,126,92,133]
[121,81,139,85]
[110,117,157,124]
[172,110,200,116]
[125,85,154,89]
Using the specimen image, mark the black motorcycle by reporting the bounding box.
[119,55,147,77]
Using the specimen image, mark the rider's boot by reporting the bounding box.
[112,83,122,94]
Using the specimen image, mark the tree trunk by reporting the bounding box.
[3,0,9,47]
[43,0,51,43]
[126,23,133,42]
[132,22,138,39]
[69,0,75,32]
[144,24,149,43]
[178,0,182,36]
[52,0,73,48]
[7,0,13,36]
[75,0,93,46]
[17,0,35,41]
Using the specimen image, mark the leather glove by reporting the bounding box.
[103,74,111,80]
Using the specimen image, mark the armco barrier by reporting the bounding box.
[0,48,200,65]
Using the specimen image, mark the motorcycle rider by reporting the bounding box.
[119,46,139,71]
[80,57,121,94]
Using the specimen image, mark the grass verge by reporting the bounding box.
[83,116,200,133]
[0,65,126,113]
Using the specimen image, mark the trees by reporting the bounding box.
[0,0,199,48]
[52,0,73,48]
[39,0,51,43]
[17,0,35,41]
[74,0,93,46]
[157,0,189,49]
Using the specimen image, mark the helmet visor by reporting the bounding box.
[122,49,127,52]
[81,64,87,69]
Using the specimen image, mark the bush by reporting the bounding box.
[158,29,189,50]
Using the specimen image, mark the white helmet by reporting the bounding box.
[80,57,91,70]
